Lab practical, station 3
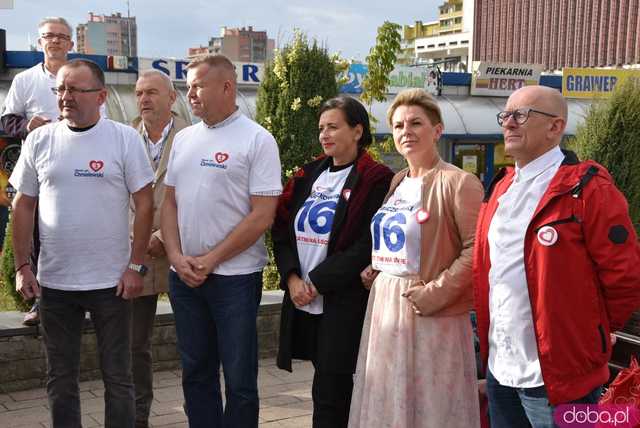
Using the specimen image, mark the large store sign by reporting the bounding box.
[138,57,263,85]
[471,61,542,96]
[340,63,442,96]
[562,68,640,99]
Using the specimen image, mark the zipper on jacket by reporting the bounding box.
[534,214,581,233]
[597,325,607,353]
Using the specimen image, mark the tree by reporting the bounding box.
[256,30,340,178]
[360,21,401,154]
[570,79,640,337]
[571,79,640,234]
[361,21,401,107]
[1,215,30,311]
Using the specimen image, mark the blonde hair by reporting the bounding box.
[387,88,443,127]
[186,54,237,81]
[38,17,73,37]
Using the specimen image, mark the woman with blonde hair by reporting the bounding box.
[348,88,483,428]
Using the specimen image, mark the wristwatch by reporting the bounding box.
[128,263,148,276]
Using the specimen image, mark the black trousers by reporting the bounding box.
[292,308,354,428]
[311,364,353,428]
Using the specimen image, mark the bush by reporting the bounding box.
[256,30,339,178]
[570,79,640,234]
[0,214,30,311]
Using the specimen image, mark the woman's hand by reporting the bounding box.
[360,265,379,290]
[402,281,427,316]
[287,273,315,307]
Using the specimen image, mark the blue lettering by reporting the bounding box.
[176,61,189,80]
[575,76,583,91]
[583,75,591,91]
[566,75,574,91]
[243,64,259,82]
[152,60,170,76]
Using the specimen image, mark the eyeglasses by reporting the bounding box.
[40,32,71,42]
[496,108,559,126]
[51,87,103,96]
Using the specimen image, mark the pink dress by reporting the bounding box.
[348,272,481,428]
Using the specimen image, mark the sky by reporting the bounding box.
[0,0,441,61]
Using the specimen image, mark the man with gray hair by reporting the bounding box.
[130,68,188,428]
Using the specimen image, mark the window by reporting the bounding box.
[428,44,435,48]
[438,43,446,47]
[450,41,458,46]
[417,45,425,49]
[461,40,469,44]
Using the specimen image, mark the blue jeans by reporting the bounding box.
[486,369,602,428]
[169,270,262,428]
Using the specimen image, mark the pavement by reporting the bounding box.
[0,359,314,428]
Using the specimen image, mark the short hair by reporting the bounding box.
[138,69,175,91]
[61,59,105,88]
[319,96,373,149]
[387,88,443,128]
[38,17,73,37]
[186,54,237,81]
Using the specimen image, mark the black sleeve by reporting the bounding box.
[1,114,29,140]
[309,179,390,295]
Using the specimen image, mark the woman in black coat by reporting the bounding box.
[272,96,393,428]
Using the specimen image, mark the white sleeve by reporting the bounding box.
[2,74,26,117]
[9,134,39,196]
[123,129,154,194]
[164,132,181,187]
[248,130,282,196]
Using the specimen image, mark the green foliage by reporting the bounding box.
[570,79,640,233]
[1,214,30,311]
[256,30,339,178]
[361,21,401,106]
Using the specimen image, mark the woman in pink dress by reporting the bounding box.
[348,88,483,428]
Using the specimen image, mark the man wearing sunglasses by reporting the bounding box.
[473,85,640,427]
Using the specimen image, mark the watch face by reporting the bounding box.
[140,265,149,275]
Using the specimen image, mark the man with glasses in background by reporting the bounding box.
[10,59,154,428]
[472,85,640,428]
[1,16,104,325]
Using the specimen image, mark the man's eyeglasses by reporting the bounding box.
[51,87,103,96]
[496,108,559,126]
[40,32,71,42]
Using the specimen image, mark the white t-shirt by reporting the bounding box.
[371,176,423,276]
[9,118,154,291]
[295,166,352,314]
[164,112,282,276]
[2,63,59,122]
[2,62,108,125]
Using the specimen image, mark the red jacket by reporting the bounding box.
[473,151,640,404]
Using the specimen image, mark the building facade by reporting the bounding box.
[76,12,137,57]
[400,0,474,72]
[188,26,275,62]
[473,0,640,71]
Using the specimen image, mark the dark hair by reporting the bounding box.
[62,59,105,87]
[319,95,373,149]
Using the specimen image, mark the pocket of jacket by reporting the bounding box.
[534,215,582,232]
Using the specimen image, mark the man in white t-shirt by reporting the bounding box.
[1,16,75,326]
[10,59,154,428]
[161,54,282,428]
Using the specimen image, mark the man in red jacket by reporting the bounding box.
[473,85,640,428]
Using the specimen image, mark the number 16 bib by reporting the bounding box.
[371,176,423,276]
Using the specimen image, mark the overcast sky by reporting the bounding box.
[0,0,441,60]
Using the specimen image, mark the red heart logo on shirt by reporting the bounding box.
[215,152,229,164]
[416,209,430,224]
[89,160,104,172]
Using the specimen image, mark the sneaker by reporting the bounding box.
[22,302,40,326]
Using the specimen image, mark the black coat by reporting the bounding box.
[273,153,392,374]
